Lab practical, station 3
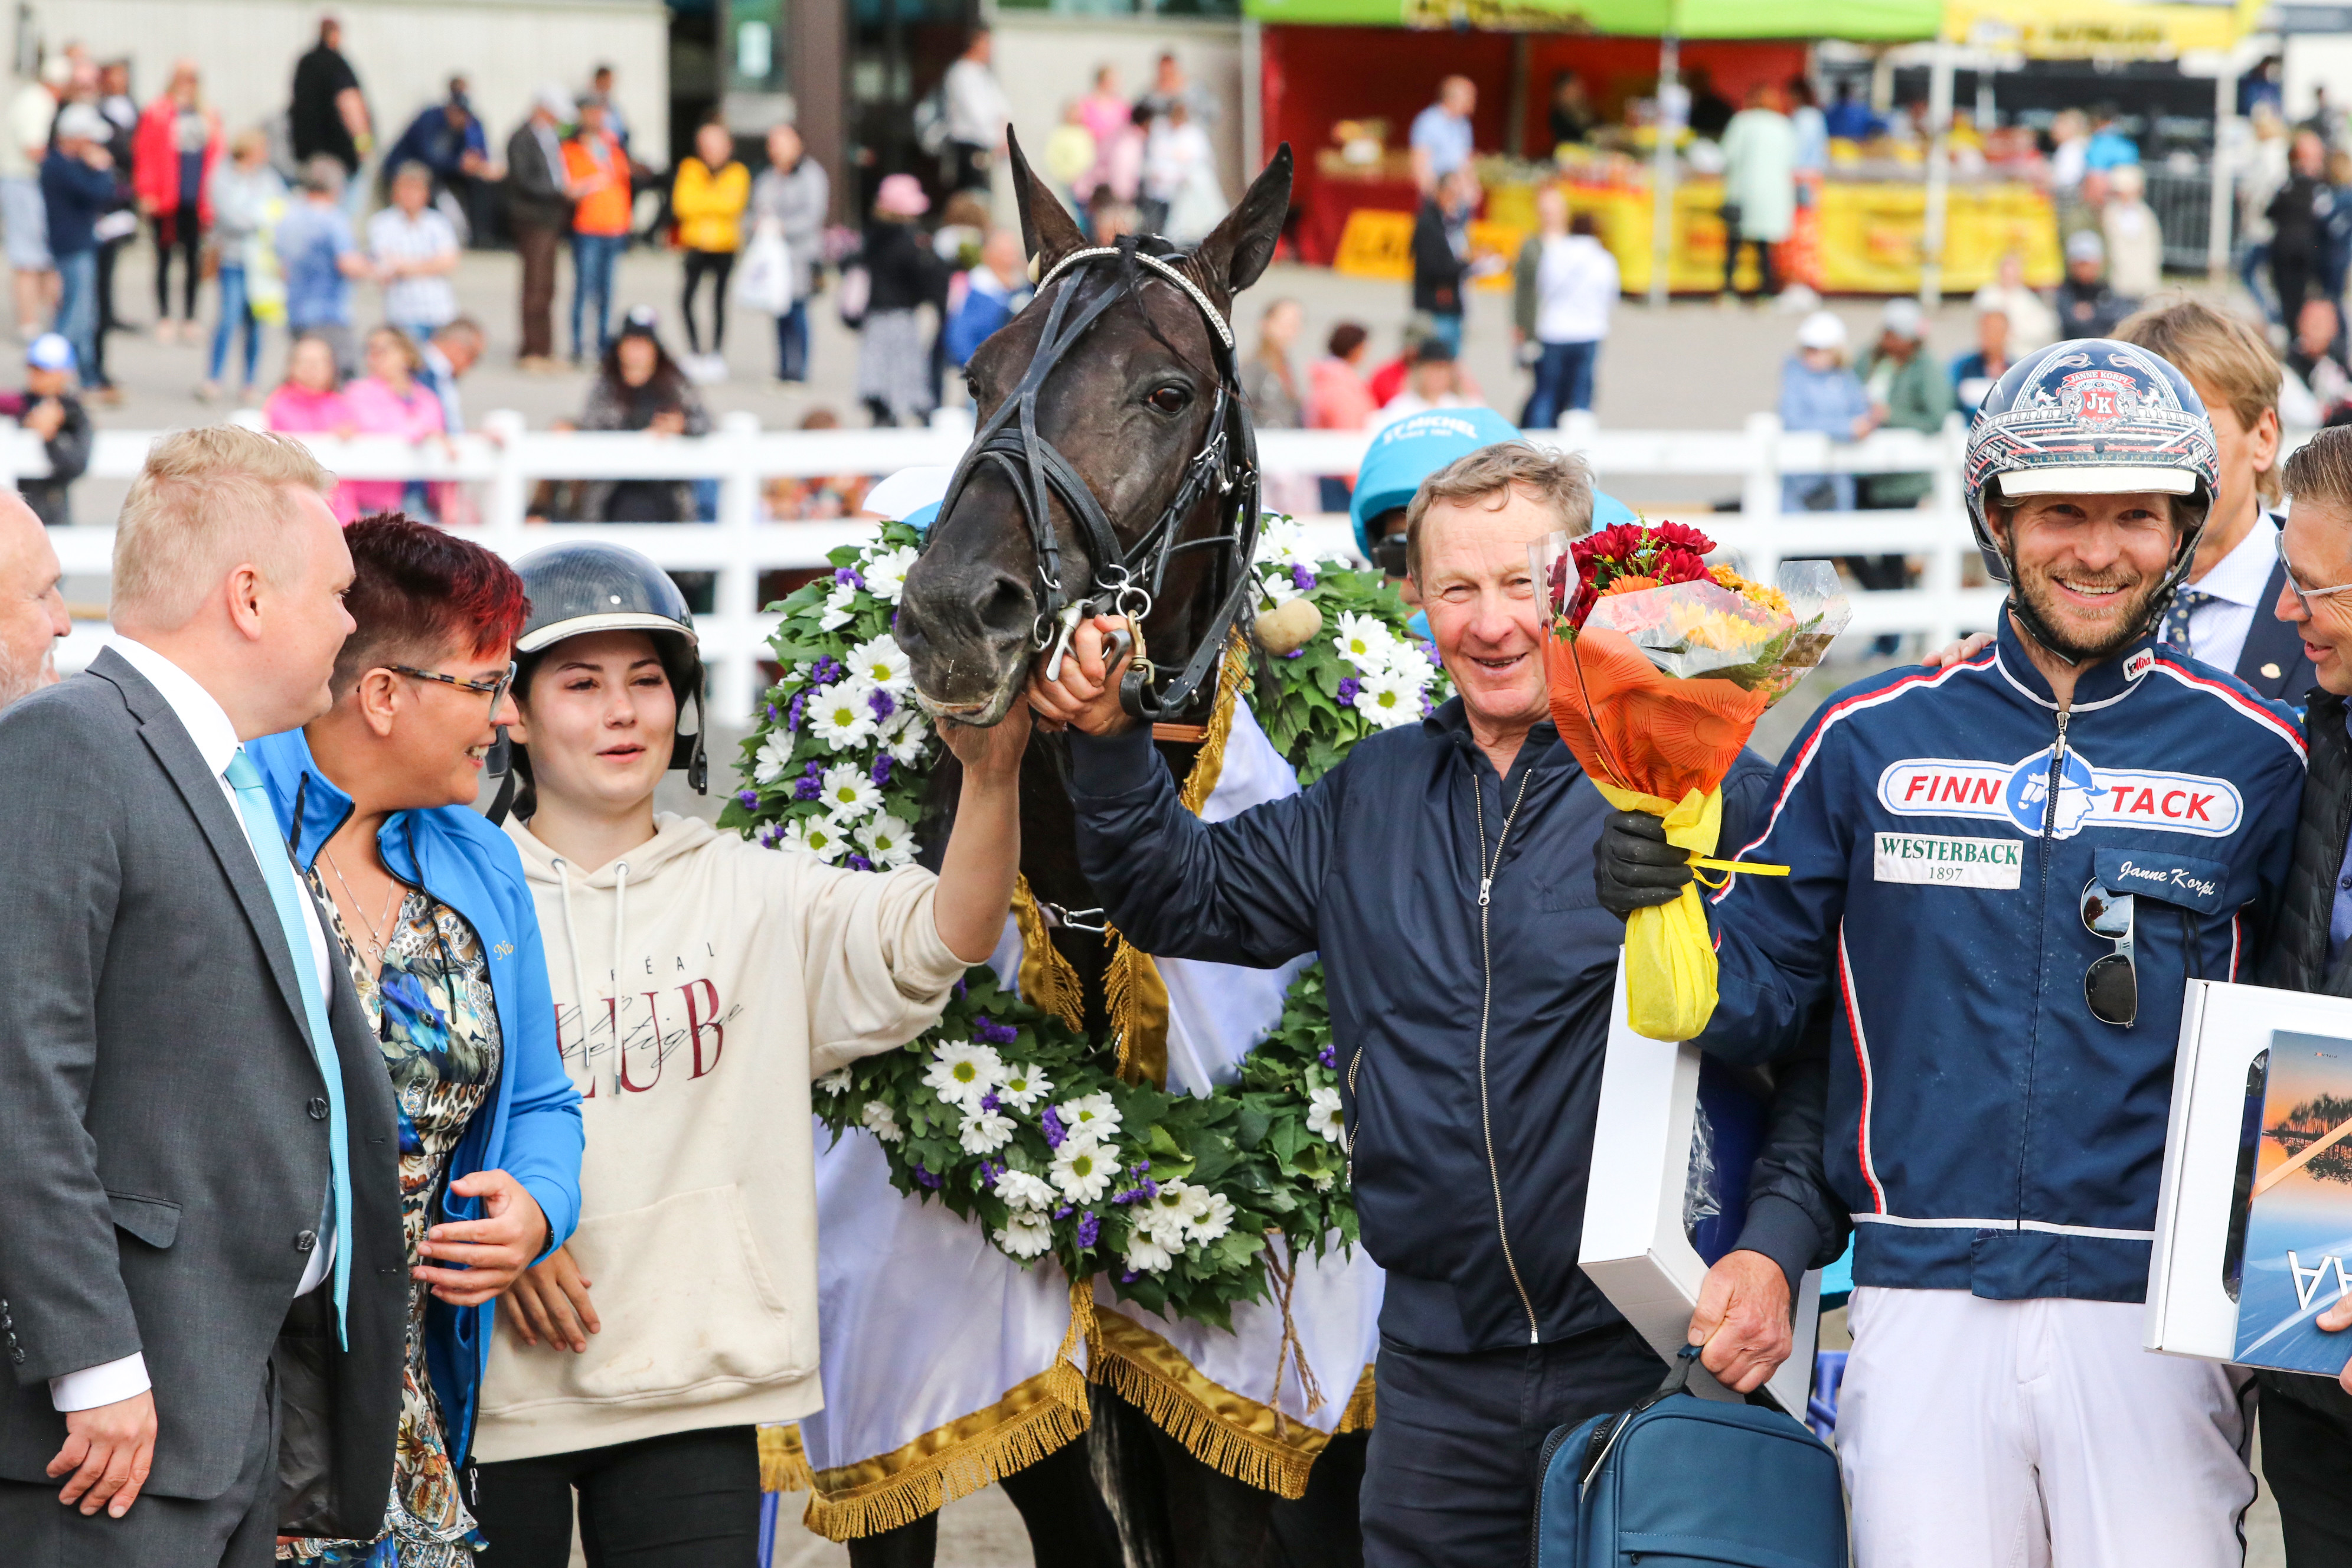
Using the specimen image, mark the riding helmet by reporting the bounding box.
[510,541,707,794]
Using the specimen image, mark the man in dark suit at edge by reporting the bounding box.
[0,425,404,1564]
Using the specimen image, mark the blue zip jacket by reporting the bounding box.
[248,730,583,1464]
[1069,701,1828,1354]
[1700,617,2305,1304]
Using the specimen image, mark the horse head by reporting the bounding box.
[895,131,1293,727]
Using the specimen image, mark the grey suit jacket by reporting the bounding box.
[0,648,404,1531]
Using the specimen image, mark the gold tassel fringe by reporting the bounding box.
[1335,1364,1377,1432]
[1176,631,1253,818]
[759,1424,814,1493]
[1088,1308,1328,1500]
[1105,931,1172,1089]
[1011,875,1087,1034]
[796,1279,1097,1540]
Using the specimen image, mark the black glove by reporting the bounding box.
[1595,809,1695,917]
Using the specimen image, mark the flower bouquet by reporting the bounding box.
[1536,520,1849,1041]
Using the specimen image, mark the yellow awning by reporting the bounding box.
[1941,0,2263,60]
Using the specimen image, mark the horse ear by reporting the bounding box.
[1194,143,1294,303]
[1009,127,1087,278]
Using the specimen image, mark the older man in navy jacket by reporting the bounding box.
[1030,442,1841,1568]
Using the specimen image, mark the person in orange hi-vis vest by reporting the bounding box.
[562,96,632,364]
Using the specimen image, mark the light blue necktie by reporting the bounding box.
[225,749,352,1346]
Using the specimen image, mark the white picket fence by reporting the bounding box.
[16,410,2002,721]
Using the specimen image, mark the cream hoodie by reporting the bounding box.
[472,812,966,1461]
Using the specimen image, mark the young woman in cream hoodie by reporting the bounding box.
[464,543,1027,1566]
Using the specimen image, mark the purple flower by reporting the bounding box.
[953,978,968,1000]
[1075,1211,1100,1249]
[812,656,845,687]
[1317,1045,1337,1069]
[766,703,780,722]
[1291,563,1317,592]
[847,852,874,872]
[1336,675,1361,707]
[978,1161,1003,1187]
[1043,1107,1067,1149]
[786,692,807,731]
[834,567,865,590]
[1121,1268,1138,1283]
[758,825,782,848]
[913,1161,942,1190]
[1141,1179,1159,1198]
[981,1091,1001,1112]
[794,776,822,802]
[867,688,896,721]
[1284,648,1305,659]
[870,754,893,786]
[974,1017,1018,1046]
[737,789,759,808]
[1054,1203,1073,1219]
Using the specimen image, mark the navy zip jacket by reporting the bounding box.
[249,730,584,1464]
[1700,616,2305,1304]
[1069,699,1832,1355]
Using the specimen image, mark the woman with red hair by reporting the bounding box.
[246,515,584,1566]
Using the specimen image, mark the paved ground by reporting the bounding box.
[68,246,2291,1566]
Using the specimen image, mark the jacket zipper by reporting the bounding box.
[2017,703,2070,1226]
[1474,763,1541,1344]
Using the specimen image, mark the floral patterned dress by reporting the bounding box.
[281,886,503,1567]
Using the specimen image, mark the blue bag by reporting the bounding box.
[1534,1346,1847,1568]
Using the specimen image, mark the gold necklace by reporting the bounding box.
[322,846,405,958]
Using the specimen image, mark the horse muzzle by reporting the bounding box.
[895,556,1039,729]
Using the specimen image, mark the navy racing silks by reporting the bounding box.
[1698,615,2304,1303]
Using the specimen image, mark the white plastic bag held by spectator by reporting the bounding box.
[734,218,795,315]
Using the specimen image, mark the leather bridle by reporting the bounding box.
[934,235,1262,725]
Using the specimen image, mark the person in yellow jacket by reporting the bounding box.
[671,120,749,381]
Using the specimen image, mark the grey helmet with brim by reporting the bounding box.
[494,543,707,822]
[1962,337,2220,652]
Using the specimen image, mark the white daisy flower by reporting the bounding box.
[1307,1085,1346,1143]
[861,1100,903,1142]
[861,544,921,605]
[1334,612,1400,672]
[883,708,933,765]
[1385,642,1437,690]
[818,581,860,632]
[819,763,882,819]
[923,1040,1006,1110]
[815,1067,852,1097]
[1122,1230,1175,1274]
[1354,671,1423,730]
[1137,1182,1200,1248]
[958,1109,1015,1155]
[857,814,917,870]
[1051,1135,1116,1204]
[845,633,914,695]
[1311,1170,1335,1192]
[782,815,850,863]
[995,1168,1057,1212]
[1259,571,1302,609]
[997,1062,1053,1112]
[807,678,882,750]
[995,1210,1053,1259]
[752,734,794,786]
[1187,1190,1235,1244]
[1056,1093,1123,1141]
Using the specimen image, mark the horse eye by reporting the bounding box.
[1147,384,1191,415]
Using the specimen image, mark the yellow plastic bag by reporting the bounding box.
[1594,782,1725,1043]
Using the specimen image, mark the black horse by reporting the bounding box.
[877,136,1367,1568]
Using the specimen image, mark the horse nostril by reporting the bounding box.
[976,571,1034,640]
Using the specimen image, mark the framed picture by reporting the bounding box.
[2147,979,2352,1377]
[1582,956,1822,1416]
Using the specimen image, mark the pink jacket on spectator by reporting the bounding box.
[1307,356,1378,432]
[340,376,447,517]
[263,383,361,523]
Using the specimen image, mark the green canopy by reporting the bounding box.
[1243,0,1941,38]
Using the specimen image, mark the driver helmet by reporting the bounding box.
[506,543,707,806]
[1964,337,2218,641]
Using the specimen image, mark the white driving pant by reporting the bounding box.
[1837,1286,2256,1568]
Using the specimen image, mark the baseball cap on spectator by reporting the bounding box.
[1351,408,1522,560]
[535,83,575,120]
[38,56,70,90]
[876,174,930,218]
[1880,297,1925,341]
[1795,311,1847,352]
[54,104,110,143]
[2066,229,2106,266]
[26,333,74,373]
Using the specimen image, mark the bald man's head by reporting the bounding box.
[0,493,67,708]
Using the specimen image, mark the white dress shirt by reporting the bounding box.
[2182,514,2281,678]
[52,638,339,1414]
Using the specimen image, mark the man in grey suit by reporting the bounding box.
[0,426,406,1564]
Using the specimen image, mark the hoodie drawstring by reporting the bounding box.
[551,857,617,1099]
[611,861,632,1097]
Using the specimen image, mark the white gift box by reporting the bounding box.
[1580,956,1822,1415]
[2147,978,2352,1376]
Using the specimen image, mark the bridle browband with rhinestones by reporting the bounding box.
[933,234,1261,726]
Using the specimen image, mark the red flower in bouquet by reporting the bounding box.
[1559,520,1722,630]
